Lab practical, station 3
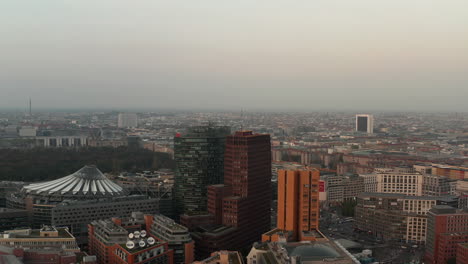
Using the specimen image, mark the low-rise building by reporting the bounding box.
[193,251,243,264]
[246,241,358,264]
[0,226,80,252]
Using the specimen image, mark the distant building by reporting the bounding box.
[355,193,438,243]
[88,219,173,264]
[355,114,373,134]
[424,205,468,264]
[174,125,230,216]
[193,251,243,264]
[0,208,29,232]
[35,135,88,147]
[18,126,37,137]
[431,164,468,180]
[118,113,138,128]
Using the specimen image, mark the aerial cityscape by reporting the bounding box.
[1,1,468,264]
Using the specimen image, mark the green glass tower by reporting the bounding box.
[174,125,230,216]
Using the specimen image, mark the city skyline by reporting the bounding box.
[1,1,468,112]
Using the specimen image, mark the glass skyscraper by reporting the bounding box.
[174,125,230,216]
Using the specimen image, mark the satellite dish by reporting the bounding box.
[134,231,140,239]
[128,233,134,239]
[140,230,147,238]
[139,240,146,247]
[147,237,155,245]
[126,241,135,249]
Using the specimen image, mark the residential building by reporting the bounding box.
[174,126,230,217]
[424,206,468,264]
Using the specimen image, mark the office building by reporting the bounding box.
[0,208,29,232]
[363,170,424,196]
[118,113,138,128]
[273,170,320,242]
[457,243,468,264]
[148,214,194,264]
[0,226,79,252]
[323,175,364,204]
[355,114,373,134]
[422,174,457,196]
[174,126,230,216]
[355,193,438,243]
[187,131,271,259]
[6,166,161,245]
[424,206,468,264]
[88,219,173,264]
[456,180,468,209]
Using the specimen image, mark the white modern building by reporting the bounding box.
[118,113,138,128]
[355,114,374,134]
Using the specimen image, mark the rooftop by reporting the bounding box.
[2,227,74,239]
[359,192,440,200]
[22,165,125,199]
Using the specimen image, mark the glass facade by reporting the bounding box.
[174,126,230,216]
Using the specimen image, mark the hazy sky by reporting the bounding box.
[1,1,467,112]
